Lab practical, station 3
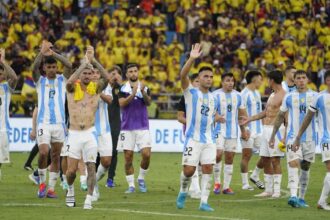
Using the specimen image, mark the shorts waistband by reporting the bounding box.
[69,127,96,134]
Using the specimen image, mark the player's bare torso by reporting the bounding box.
[263,89,286,126]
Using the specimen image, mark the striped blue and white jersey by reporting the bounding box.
[213,89,245,139]
[0,82,12,132]
[184,84,218,144]
[95,84,112,135]
[280,90,318,143]
[241,87,263,136]
[310,90,330,145]
[282,81,296,93]
[36,75,66,125]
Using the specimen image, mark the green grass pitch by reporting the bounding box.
[0,152,329,220]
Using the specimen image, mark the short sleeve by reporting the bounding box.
[309,94,320,112]
[280,94,289,112]
[103,85,112,97]
[238,93,245,109]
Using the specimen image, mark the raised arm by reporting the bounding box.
[51,51,72,79]
[180,43,202,90]
[91,58,109,93]
[31,52,43,82]
[0,48,18,89]
[66,61,88,93]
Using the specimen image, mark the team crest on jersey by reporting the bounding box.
[0,89,4,95]
[46,84,55,89]
[300,98,305,103]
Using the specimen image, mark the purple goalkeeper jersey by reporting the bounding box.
[118,82,150,131]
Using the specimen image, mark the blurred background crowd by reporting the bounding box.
[1,0,330,118]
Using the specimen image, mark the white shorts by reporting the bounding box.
[241,135,262,149]
[118,130,151,151]
[60,136,69,157]
[259,125,285,157]
[37,123,65,145]
[98,132,113,157]
[286,140,316,163]
[0,131,10,163]
[321,142,330,162]
[67,127,98,163]
[182,138,216,166]
[215,134,237,152]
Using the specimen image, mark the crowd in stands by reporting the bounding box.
[1,0,330,116]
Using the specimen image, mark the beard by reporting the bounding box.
[130,77,138,82]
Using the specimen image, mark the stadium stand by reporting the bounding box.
[1,0,330,117]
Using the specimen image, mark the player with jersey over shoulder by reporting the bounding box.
[117,63,152,193]
[0,48,18,179]
[176,44,225,212]
[292,70,330,211]
[269,70,318,208]
[90,67,113,201]
[32,40,72,198]
[212,73,250,195]
[282,66,297,93]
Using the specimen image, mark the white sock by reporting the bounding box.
[189,169,201,193]
[180,172,191,193]
[213,162,222,184]
[200,174,212,204]
[138,167,148,180]
[299,170,310,199]
[80,175,87,185]
[126,174,135,188]
[223,164,233,189]
[85,194,93,202]
[288,167,299,197]
[273,174,282,194]
[67,184,74,196]
[264,174,273,194]
[318,172,330,205]
[241,173,249,186]
[48,172,59,191]
[62,174,67,183]
[96,164,107,182]
[38,168,47,184]
[251,166,261,180]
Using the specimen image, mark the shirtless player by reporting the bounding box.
[65,46,108,209]
[241,70,286,198]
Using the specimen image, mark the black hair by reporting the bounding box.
[126,63,139,73]
[324,70,330,81]
[44,57,57,64]
[0,65,4,71]
[267,70,283,84]
[198,66,213,74]
[245,70,262,84]
[294,70,308,78]
[189,73,199,82]
[221,72,234,81]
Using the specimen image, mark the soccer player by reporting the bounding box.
[292,70,330,211]
[117,63,152,193]
[282,66,296,93]
[32,40,72,198]
[106,66,123,188]
[91,68,113,201]
[65,46,108,209]
[213,72,249,194]
[270,70,318,207]
[240,70,264,190]
[0,48,18,179]
[177,73,201,199]
[176,44,225,212]
[241,70,286,198]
